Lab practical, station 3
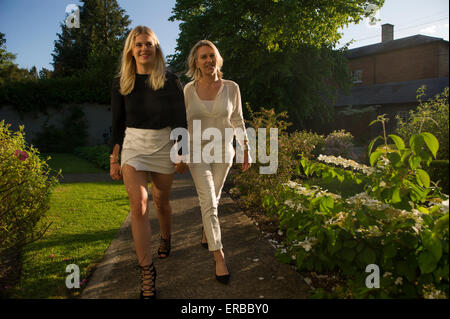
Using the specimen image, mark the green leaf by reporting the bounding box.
[387,152,402,168]
[418,206,429,214]
[368,136,382,155]
[416,169,430,188]
[422,231,443,261]
[409,134,425,155]
[421,132,439,159]
[389,134,405,150]
[369,119,379,127]
[359,247,376,264]
[370,150,383,167]
[319,197,334,213]
[341,248,356,262]
[343,240,357,248]
[418,250,437,274]
[391,187,401,203]
[383,245,397,259]
[433,213,449,238]
[408,155,421,170]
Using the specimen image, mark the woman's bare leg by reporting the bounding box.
[122,164,152,266]
[150,171,174,258]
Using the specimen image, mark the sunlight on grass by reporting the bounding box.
[11,182,131,299]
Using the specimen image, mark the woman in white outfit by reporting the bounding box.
[109,26,187,299]
[182,40,251,284]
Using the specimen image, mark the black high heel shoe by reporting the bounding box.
[201,227,208,249]
[216,264,230,285]
[139,263,156,300]
[158,235,171,259]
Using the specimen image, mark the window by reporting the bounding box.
[351,70,363,84]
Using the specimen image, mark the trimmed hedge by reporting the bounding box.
[0,74,112,115]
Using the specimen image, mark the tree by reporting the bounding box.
[52,0,132,78]
[168,0,384,129]
[0,33,37,84]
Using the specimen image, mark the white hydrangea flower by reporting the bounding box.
[317,154,375,175]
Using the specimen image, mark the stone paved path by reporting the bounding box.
[74,170,310,299]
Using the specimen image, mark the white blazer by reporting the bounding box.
[183,79,249,163]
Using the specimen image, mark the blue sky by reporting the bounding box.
[0,0,448,72]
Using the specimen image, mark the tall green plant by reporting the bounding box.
[263,116,448,298]
[0,121,59,286]
[396,87,449,160]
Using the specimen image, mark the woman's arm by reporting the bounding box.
[110,77,125,180]
[229,83,251,171]
[110,77,126,154]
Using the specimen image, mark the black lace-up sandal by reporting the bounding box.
[157,235,171,259]
[139,263,156,300]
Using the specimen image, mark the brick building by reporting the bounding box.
[333,23,449,142]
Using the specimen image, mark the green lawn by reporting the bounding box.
[10,153,131,299]
[43,153,105,174]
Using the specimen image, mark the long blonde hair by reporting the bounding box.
[186,40,223,81]
[118,26,166,95]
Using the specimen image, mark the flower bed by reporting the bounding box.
[262,123,449,298]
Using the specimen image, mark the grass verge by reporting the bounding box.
[42,153,105,174]
[10,181,129,299]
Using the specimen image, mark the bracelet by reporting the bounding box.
[242,144,249,151]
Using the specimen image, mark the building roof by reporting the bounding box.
[335,77,449,107]
[345,34,447,59]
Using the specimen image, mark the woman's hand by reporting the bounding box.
[241,150,251,172]
[110,162,122,180]
[175,162,188,174]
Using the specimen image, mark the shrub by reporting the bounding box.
[0,120,59,293]
[73,144,110,171]
[263,116,449,298]
[396,87,449,160]
[323,129,357,160]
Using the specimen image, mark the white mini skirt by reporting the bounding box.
[121,127,175,174]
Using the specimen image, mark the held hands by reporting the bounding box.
[175,155,188,174]
[175,162,188,174]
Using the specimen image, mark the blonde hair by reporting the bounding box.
[186,40,223,81]
[118,26,166,95]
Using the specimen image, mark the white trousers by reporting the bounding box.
[188,162,232,251]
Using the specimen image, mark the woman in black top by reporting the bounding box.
[109,25,186,299]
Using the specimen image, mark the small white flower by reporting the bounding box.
[441,199,449,213]
[394,277,403,285]
[278,230,283,236]
[383,272,392,278]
